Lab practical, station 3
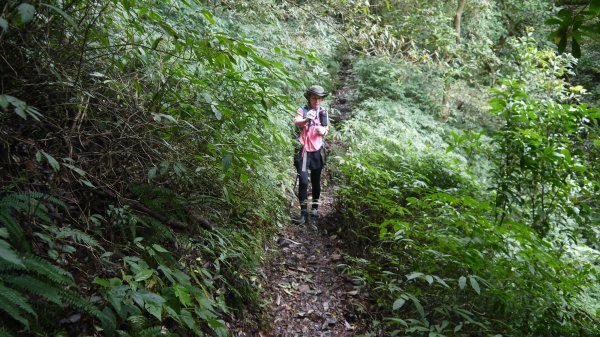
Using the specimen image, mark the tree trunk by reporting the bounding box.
[454,0,467,43]
[440,0,467,122]
[439,81,451,123]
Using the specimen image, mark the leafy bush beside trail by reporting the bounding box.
[332,47,600,336]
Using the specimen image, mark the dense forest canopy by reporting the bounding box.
[0,0,599,336]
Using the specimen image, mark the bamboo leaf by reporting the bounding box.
[469,276,481,295]
[41,4,77,29]
[201,10,215,24]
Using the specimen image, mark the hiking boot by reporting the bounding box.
[293,213,309,225]
[311,208,319,218]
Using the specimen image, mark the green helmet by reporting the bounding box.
[304,85,328,100]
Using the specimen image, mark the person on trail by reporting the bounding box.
[293,85,329,224]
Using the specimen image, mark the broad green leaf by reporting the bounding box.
[392,297,406,310]
[17,3,35,24]
[93,277,111,287]
[42,4,77,29]
[151,244,169,253]
[79,179,95,188]
[62,163,86,176]
[158,21,177,39]
[151,36,163,49]
[40,151,60,171]
[406,272,424,281]
[407,294,425,318]
[0,17,8,31]
[544,18,562,25]
[148,167,157,180]
[469,276,481,295]
[222,154,232,173]
[134,268,154,282]
[201,10,216,24]
[458,276,466,289]
[174,284,192,306]
[434,276,450,288]
[145,301,162,320]
[572,38,581,58]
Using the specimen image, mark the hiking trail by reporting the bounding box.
[262,64,371,336]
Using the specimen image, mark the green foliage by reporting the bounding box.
[93,233,256,336]
[0,193,105,334]
[489,34,597,236]
[333,50,600,336]
[546,0,600,57]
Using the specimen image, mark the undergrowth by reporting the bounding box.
[333,49,600,336]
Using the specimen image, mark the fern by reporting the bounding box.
[0,283,37,317]
[0,209,27,252]
[137,326,163,337]
[0,283,35,330]
[0,252,103,331]
[137,216,174,241]
[0,191,66,252]
[126,315,148,330]
[2,275,63,304]
[22,255,74,286]
[53,227,104,251]
[60,289,104,318]
[128,184,184,213]
[0,258,24,272]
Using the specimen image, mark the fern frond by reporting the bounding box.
[0,283,36,324]
[138,217,174,240]
[137,326,163,337]
[126,315,148,330]
[1,193,49,223]
[0,283,36,317]
[59,289,103,318]
[0,194,29,213]
[53,227,104,251]
[2,275,62,305]
[22,255,74,286]
[116,331,131,337]
[129,184,184,211]
[0,296,29,330]
[4,192,66,212]
[0,210,27,251]
[0,258,25,272]
[0,238,23,266]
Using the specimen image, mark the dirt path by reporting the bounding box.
[259,63,367,336]
[261,185,368,336]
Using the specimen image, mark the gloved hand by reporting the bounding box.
[315,126,326,135]
[306,109,317,120]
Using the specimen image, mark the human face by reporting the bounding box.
[309,95,324,109]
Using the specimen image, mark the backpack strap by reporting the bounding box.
[301,106,328,126]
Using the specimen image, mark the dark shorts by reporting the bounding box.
[306,150,324,171]
[294,148,326,172]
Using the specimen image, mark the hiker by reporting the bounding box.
[293,85,329,224]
